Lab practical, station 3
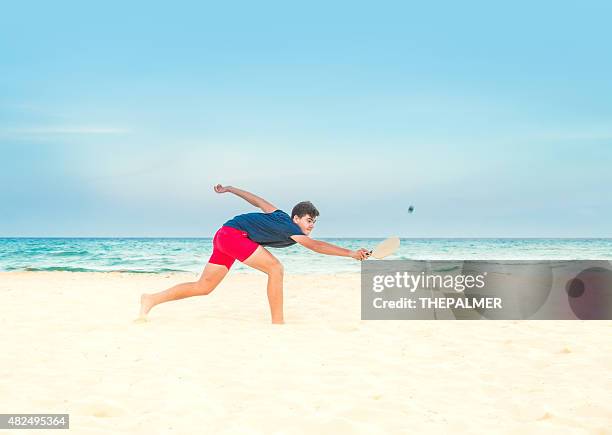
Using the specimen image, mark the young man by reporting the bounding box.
[139,185,369,324]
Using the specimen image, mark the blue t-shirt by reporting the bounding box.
[223,210,304,248]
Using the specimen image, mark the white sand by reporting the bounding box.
[1,271,611,434]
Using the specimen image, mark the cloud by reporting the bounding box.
[2,126,129,135]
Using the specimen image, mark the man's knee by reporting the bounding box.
[194,278,216,295]
[267,260,284,276]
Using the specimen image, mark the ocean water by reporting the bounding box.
[1,238,611,274]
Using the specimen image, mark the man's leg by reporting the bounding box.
[139,262,229,318]
[243,246,284,324]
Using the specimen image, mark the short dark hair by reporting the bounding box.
[291,201,319,219]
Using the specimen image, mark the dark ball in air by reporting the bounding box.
[408,205,415,213]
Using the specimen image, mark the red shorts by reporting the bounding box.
[209,226,260,269]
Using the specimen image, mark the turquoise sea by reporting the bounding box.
[1,238,611,274]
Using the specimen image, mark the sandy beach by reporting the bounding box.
[1,271,611,434]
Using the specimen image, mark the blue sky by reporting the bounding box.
[1,0,611,237]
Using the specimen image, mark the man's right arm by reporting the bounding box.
[291,235,369,260]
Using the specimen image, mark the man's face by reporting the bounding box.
[293,214,316,236]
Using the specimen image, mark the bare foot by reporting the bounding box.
[139,293,155,319]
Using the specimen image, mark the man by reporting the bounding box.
[139,184,369,324]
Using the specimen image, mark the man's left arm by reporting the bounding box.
[214,184,278,213]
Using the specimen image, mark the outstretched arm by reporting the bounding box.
[291,235,369,260]
[214,184,278,213]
